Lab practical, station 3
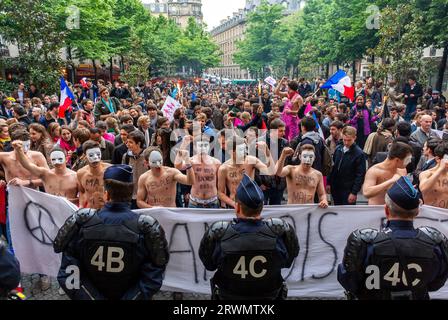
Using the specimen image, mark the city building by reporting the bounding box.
[207,0,306,80]
[143,0,203,29]
[424,46,448,93]
[208,9,248,80]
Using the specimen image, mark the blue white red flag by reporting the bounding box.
[59,77,75,118]
[321,70,354,102]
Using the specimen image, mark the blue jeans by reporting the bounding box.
[188,199,220,209]
[405,103,417,122]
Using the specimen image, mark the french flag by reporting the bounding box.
[59,77,75,118]
[80,77,88,89]
[321,70,355,102]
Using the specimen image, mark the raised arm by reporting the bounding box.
[254,142,276,176]
[12,140,48,179]
[173,151,194,185]
[174,136,192,170]
[276,147,294,177]
[274,77,288,98]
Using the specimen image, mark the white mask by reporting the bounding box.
[149,151,163,168]
[300,150,316,166]
[50,151,66,166]
[196,141,210,155]
[86,147,101,164]
[22,140,31,153]
[403,155,412,167]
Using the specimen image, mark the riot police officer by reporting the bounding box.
[338,176,448,300]
[199,174,299,300]
[54,165,169,300]
[0,236,21,299]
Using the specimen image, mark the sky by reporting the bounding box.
[202,0,246,30]
[141,0,246,31]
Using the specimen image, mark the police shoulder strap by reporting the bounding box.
[384,230,412,290]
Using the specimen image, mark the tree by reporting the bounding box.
[58,0,116,82]
[234,1,288,78]
[0,0,67,93]
[174,17,220,76]
[107,0,149,80]
[139,15,181,76]
[368,3,437,87]
[415,0,448,91]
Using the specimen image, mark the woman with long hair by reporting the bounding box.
[57,125,76,165]
[152,128,175,167]
[47,122,61,143]
[29,123,54,166]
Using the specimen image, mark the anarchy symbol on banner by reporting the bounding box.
[24,202,59,246]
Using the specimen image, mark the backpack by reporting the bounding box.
[292,135,333,176]
[321,143,333,176]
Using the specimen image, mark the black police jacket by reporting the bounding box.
[338,220,448,300]
[0,237,20,294]
[199,218,299,300]
[54,203,169,300]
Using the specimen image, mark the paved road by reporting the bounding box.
[21,274,211,300]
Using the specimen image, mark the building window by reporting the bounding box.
[430,47,437,57]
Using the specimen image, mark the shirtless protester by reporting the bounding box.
[217,136,275,209]
[0,129,48,188]
[175,135,221,208]
[276,144,328,208]
[137,147,195,208]
[77,140,111,209]
[420,142,448,209]
[12,142,78,205]
[362,141,413,205]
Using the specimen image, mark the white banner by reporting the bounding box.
[161,96,181,122]
[264,76,277,87]
[8,186,77,277]
[8,187,448,298]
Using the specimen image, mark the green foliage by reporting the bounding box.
[0,0,220,88]
[174,17,221,76]
[0,0,67,93]
[235,0,445,87]
[368,3,437,86]
[234,1,289,77]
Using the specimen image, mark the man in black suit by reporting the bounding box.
[402,75,423,121]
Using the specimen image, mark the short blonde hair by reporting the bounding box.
[137,115,150,127]
[342,126,357,137]
[241,112,251,121]
[195,113,207,121]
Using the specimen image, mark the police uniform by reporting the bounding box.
[54,165,170,300]
[199,174,299,300]
[338,177,448,300]
[0,236,20,298]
